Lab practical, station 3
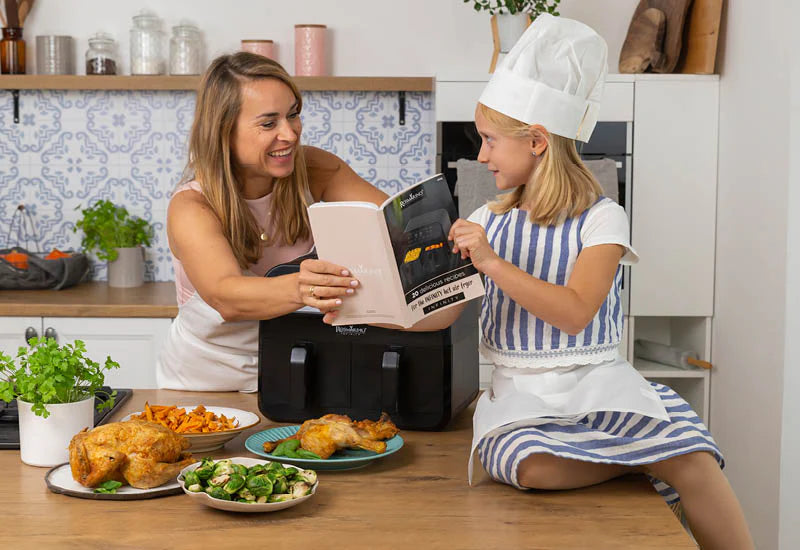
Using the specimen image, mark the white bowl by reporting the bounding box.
[121,405,260,453]
[177,457,318,513]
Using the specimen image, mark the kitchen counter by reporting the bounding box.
[0,390,695,549]
[0,282,178,318]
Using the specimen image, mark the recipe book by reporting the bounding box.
[308,174,484,327]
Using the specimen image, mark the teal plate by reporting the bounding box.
[245,425,404,471]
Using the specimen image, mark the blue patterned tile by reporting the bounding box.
[0,89,434,281]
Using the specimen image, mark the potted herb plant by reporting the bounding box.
[0,338,119,467]
[464,0,561,71]
[74,199,154,288]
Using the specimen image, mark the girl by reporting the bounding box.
[446,14,753,550]
[157,52,383,391]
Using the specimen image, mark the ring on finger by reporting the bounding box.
[309,285,316,298]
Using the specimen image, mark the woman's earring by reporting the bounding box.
[531,151,537,157]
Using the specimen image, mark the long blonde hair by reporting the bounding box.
[478,103,602,226]
[182,52,311,269]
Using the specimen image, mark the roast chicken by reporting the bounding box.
[263,413,400,459]
[69,420,194,489]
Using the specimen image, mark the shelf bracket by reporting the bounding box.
[398,91,405,126]
[11,89,19,124]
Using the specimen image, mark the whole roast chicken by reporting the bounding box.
[69,420,194,489]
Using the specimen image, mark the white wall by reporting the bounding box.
[20,0,638,77]
[714,1,791,548]
[779,1,800,547]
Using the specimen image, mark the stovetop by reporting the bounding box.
[0,387,132,450]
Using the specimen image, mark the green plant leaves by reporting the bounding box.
[0,337,120,418]
[463,0,560,17]
[73,200,154,261]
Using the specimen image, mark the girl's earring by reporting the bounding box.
[531,151,537,157]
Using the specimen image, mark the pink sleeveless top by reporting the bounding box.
[172,181,314,305]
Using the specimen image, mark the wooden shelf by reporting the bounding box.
[0,75,434,92]
[634,358,710,379]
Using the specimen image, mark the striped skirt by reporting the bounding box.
[476,382,723,505]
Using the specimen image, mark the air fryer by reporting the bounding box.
[398,208,459,291]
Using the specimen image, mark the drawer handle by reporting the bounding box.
[24,326,38,342]
[44,327,57,341]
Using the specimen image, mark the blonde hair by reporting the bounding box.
[478,103,602,226]
[182,52,311,269]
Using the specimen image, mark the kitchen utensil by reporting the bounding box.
[678,0,723,74]
[177,457,318,512]
[622,0,693,73]
[4,0,18,27]
[120,405,260,452]
[618,7,666,73]
[245,426,404,471]
[46,463,182,500]
[634,339,713,370]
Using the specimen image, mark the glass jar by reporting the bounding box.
[1,27,26,74]
[85,32,118,75]
[169,24,202,75]
[130,12,165,75]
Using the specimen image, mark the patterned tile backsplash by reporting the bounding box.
[0,90,435,281]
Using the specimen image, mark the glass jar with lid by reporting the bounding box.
[85,32,117,75]
[1,27,26,74]
[169,23,202,75]
[130,11,165,75]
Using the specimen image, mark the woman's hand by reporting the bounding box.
[448,219,499,273]
[297,259,359,322]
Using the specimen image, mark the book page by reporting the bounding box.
[381,174,484,324]
[307,203,407,325]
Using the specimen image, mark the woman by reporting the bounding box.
[157,52,386,391]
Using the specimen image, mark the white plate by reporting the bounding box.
[121,405,261,453]
[178,457,318,513]
[45,463,182,500]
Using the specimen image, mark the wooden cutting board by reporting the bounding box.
[621,0,694,73]
[678,0,724,74]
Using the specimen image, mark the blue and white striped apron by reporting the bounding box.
[468,202,723,506]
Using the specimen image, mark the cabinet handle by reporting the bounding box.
[44,327,57,341]
[24,326,38,342]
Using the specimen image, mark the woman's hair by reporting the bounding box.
[181,52,311,269]
[478,103,602,226]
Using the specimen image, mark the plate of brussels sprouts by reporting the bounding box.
[177,457,318,512]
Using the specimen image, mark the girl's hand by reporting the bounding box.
[448,219,499,273]
[297,259,359,320]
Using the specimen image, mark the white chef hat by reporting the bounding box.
[479,13,608,143]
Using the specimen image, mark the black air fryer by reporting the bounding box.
[257,259,479,430]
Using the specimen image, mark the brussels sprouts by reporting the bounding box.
[223,474,246,495]
[293,469,317,485]
[208,473,230,487]
[205,486,231,501]
[290,481,312,498]
[246,474,273,492]
[268,494,293,503]
[187,483,203,493]
[194,459,215,481]
[232,464,248,477]
[182,471,201,487]
[266,462,285,473]
[238,488,256,502]
[272,477,288,494]
[256,496,268,504]
[213,460,234,476]
[247,464,268,476]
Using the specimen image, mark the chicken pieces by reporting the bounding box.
[263,413,400,459]
[69,420,194,489]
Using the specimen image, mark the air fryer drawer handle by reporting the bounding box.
[381,350,400,414]
[290,346,310,409]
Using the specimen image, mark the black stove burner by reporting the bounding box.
[0,387,132,450]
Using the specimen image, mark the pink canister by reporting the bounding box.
[294,24,326,76]
[241,39,275,60]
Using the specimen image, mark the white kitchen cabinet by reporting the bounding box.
[0,316,43,355]
[41,317,171,390]
[0,316,171,389]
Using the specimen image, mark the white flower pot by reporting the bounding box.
[107,246,145,288]
[18,396,95,467]
[496,13,530,53]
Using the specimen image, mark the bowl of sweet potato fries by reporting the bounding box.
[123,403,261,452]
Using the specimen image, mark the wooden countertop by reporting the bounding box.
[0,282,178,318]
[0,390,695,549]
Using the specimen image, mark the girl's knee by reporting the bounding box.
[646,451,719,485]
[516,454,566,489]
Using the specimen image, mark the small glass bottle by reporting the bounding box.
[169,23,202,75]
[85,33,118,75]
[1,27,26,74]
[130,11,165,75]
